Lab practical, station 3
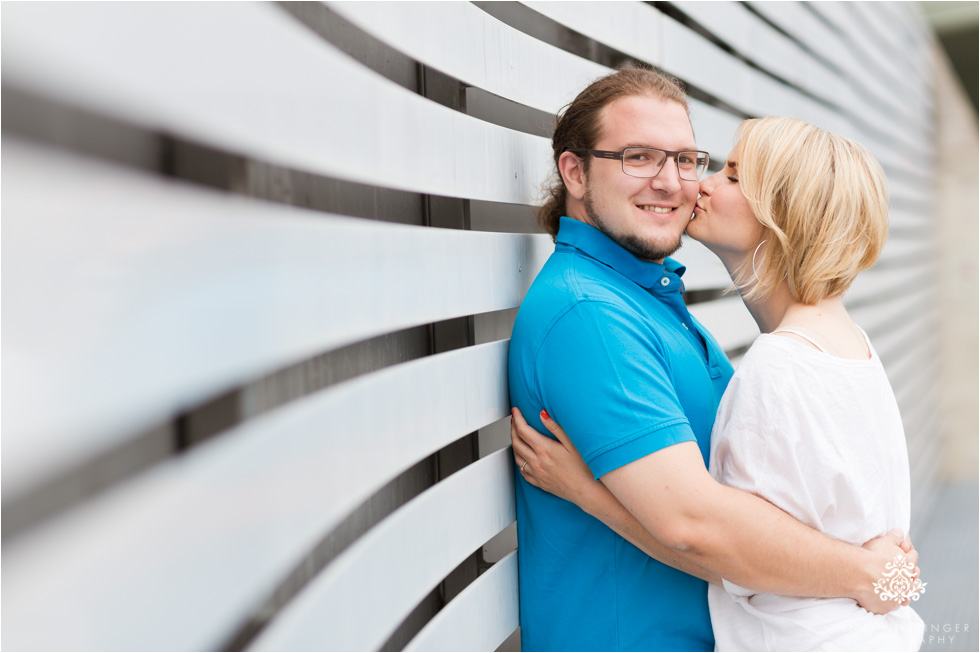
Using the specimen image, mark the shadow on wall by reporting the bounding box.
[920,0,979,113]
[932,39,979,482]
[920,33,980,653]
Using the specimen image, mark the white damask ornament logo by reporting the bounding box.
[873,553,926,603]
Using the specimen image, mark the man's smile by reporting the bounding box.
[637,204,676,214]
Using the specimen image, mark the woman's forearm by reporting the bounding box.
[578,480,721,585]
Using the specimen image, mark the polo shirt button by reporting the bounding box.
[660,277,670,287]
[683,323,689,329]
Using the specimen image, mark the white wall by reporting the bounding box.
[1,2,947,649]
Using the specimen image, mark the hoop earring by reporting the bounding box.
[752,240,767,280]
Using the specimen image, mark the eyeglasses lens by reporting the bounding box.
[622,147,707,181]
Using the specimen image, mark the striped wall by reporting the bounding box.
[1,2,941,650]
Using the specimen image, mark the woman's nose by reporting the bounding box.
[699,171,721,195]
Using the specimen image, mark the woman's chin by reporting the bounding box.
[684,222,706,243]
[684,229,731,261]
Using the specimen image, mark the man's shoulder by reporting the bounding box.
[514,264,637,348]
[511,265,665,378]
[522,248,637,312]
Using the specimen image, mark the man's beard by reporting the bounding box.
[584,187,683,262]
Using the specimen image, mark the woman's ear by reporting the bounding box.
[558,151,587,201]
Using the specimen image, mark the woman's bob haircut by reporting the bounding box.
[734,116,890,305]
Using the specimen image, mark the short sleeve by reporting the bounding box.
[709,374,770,498]
[535,300,696,479]
[709,346,817,528]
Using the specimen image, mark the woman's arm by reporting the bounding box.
[512,407,918,612]
[511,408,721,585]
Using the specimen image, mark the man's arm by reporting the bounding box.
[602,440,911,613]
[511,407,910,601]
[511,407,720,585]
[575,474,722,585]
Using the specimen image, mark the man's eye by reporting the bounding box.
[626,153,648,163]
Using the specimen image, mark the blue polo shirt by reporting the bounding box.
[508,217,733,651]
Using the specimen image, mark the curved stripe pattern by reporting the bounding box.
[0,2,943,650]
[2,341,512,650]
[406,551,519,652]
[249,449,516,651]
[1,2,552,204]
[2,139,552,501]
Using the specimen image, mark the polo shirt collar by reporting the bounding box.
[556,216,686,289]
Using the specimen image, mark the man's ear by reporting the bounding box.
[558,151,587,201]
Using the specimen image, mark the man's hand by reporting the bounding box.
[854,528,920,614]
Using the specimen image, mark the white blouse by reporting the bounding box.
[707,331,924,651]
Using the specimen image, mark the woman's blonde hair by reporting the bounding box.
[734,116,890,305]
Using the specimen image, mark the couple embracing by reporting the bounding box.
[508,67,925,651]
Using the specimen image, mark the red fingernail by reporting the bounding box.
[511,407,516,416]
[541,409,550,421]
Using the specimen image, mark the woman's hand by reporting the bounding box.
[856,528,922,612]
[510,407,602,507]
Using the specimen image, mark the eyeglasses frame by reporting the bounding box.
[563,147,710,181]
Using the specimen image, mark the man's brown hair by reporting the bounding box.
[538,65,690,238]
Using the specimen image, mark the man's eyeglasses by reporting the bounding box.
[564,147,710,181]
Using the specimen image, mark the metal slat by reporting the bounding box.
[749,1,930,157]
[875,236,938,265]
[879,324,936,389]
[1,2,551,205]
[688,295,760,353]
[688,99,744,162]
[673,236,733,291]
[249,449,517,651]
[845,265,923,307]
[888,3,935,92]
[852,288,933,344]
[520,1,769,122]
[1,3,946,652]
[326,2,741,164]
[2,139,554,502]
[526,1,926,192]
[901,375,939,462]
[2,340,512,651]
[755,1,929,152]
[850,2,930,106]
[810,2,924,124]
[521,1,665,66]
[406,551,519,652]
[326,2,743,166]
[680,1,921,152]
[328,1,607,117]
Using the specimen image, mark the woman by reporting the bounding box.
[511,116,925,651]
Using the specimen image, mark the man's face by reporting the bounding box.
[578,95,700,262]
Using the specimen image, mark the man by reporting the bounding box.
[507,67,913,651]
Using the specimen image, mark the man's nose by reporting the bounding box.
[650,156,683,192]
